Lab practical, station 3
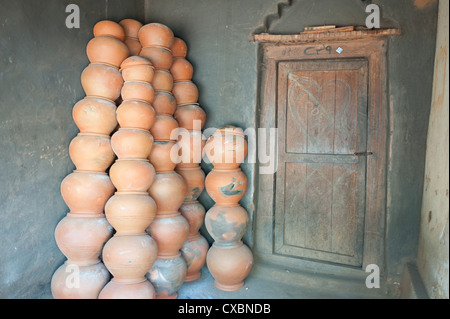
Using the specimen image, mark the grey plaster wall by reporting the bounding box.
[0,0,145,298]
[145,0,439,288]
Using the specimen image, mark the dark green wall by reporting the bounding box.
[0,0,438,297]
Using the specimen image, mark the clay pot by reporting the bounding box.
[206,242,253,291]
[140,46,173,70]
[205,168,247,206]
[81,63,124,101]
[121,81,155,104]
[102,234,158,283]
[152,69,173,92]
[148,140,179,172]
[147,213,189,257]
[181,234,209,282]
[148,172,187,214]
[176,130,205,167]
[153,91,176,115]
[111,128,154,159]
[86,36,129,68]
[204,126,248,169]
[109,159,155,192]
[205,205,249,244]
[147,255,187,299]
[72,97,117,135]
[99,279,155,299]
[175,166,205,201]
[172,81,199,105]
[124,38,142,56]
[120,56,154,82]
[138,23,174,49]
[171,37,188,58]
[69,133,115,172]
[55,215,113,265]
[170,58,193,81]
[116,100,156,130]
[119,19,142,39]
[93,20,126,41]
[61,171,114,215]
[174,104,206,131]
[51,261,110,299]
[179,201,206,236]
[105,193,157,235]
[150,115,179,141]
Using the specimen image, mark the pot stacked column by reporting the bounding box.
[171,37,209,282]
[51,20,129,299]
[138,23,189,299]
[98,55,158,299]
[204,126,253,291]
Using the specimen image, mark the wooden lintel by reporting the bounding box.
[252,28,401,43]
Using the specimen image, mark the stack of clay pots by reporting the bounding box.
[204,126,253,291]
[51,20,129,298]
[138,23,190,299]
[98,54,158,299]
[172,38,209,282]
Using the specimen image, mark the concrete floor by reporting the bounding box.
[37,263,393,299]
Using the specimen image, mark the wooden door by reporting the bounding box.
[274,59,369,266]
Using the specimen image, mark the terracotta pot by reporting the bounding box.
[72,97,117,135]
[179,201,206,236]
[147,213,189,257]
[61,171,114,215]
[171,37,188,58]
[124,38,142,56]
[119,19,142,39]
[102,234,158,283]
[105,193,157,235]
[204,126,248,169]
[175,166,205,202]
[153,91,176,116]
[81,63,124,101]
[121,81,155,104]
[93,20,126,41]
[181,234,209,282]
[205,168,247,206]
[69,133,115,172]
[120,56,154,82]
[176,130,205,167]
[172,81,199,105]
[109,159,155,192]
[170,58,193,82]
[147,255,187,299]
[206,242,253,291]
[174,104,206,131]
[150,115,179,141]
[51,261,110,299]
[205,205,249,244]
[111,128,154,159]
[148,140,179,172]
[86,36,129,68]
[140,46,173,70]
[138,23,174,49]
[148,172,187,214]
[152,69,173,92]
[55,215,113,265]
[99,279,155,299]
[116,100,156,130]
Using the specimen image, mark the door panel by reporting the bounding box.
[275,59,368,266]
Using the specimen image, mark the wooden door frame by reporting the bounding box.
[255,38,388,272]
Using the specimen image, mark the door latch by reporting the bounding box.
[354,151,373,157]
